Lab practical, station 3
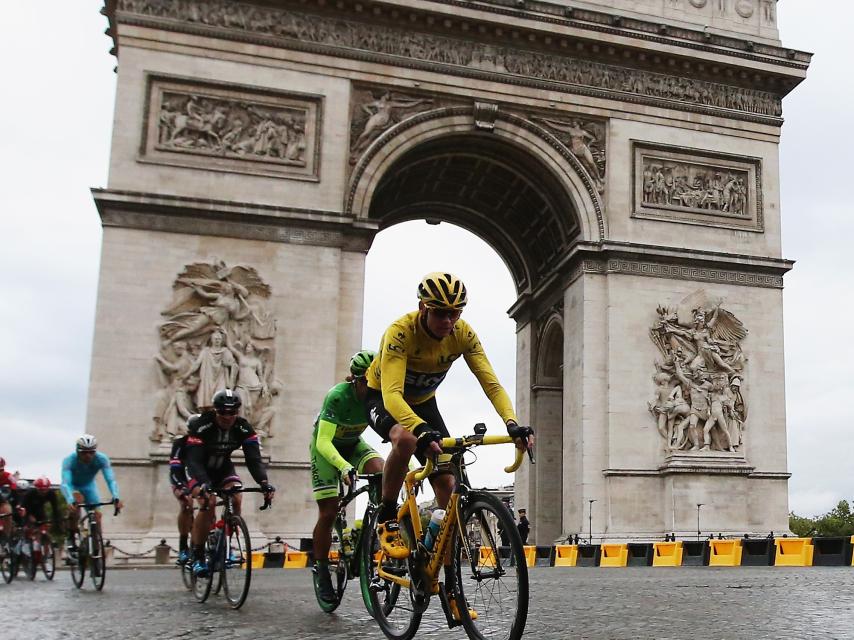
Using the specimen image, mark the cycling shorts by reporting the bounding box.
[364,390,452,466]
[69,482,101,508]
[187,460,241,490]
[310,438,381,501]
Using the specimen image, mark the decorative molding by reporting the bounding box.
[418,0,809,66]
[115,0,784,123]
[141,74,322,180]
[566,256,784,289]
[632,142,763,232]
[658,451,755,475]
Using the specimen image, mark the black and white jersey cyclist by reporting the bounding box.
[185,389,275,577]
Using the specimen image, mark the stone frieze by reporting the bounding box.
[142,76,322,179]
[118,0,781,119]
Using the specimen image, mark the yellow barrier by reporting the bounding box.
[284,550,309,569]
[250,552,265,569]
[522,546,536,567]
[774,538,814,567]
[599,544,628,568]
[652,541,683,567]
[479,547,496,567]
[709,539,742,566]
[553,545,578,567]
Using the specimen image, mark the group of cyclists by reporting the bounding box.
[0,435,123,568]
[3,272,534,625]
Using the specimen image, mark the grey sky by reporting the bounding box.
[1,2,847,518]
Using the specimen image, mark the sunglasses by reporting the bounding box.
[429,308,462,320]
[216,410,239,417]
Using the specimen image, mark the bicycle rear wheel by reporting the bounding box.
[451,492,528,640]
[181,559,194,590]
[223,515,251,609]
[89,526,107,591]
[41,536,56,580]
[0,536,13,584]
[313,548,348,613]
[70,531,86,588]
[362,511,423,640]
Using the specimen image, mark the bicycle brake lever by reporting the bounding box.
[527,447,536,464]
[259,496,273,511]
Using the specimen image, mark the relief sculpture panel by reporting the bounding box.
[633,143,762,231]
[151,260,282,443]
[142,76,322,180]
[648,291,747,455]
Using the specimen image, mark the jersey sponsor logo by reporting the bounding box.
[387,343,402,353]
[438,353,461,364]
[186,436,203,445]
[404,370,448,394]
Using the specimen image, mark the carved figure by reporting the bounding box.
[350,92,432,160]
[641,158,750,216]
[152,260,280,443]
[536,118,604,189]
[649,291,748,453]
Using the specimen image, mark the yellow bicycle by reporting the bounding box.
[363,423,534,640]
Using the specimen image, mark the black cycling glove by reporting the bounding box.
[506,421,534,441]
[413,423,442,455]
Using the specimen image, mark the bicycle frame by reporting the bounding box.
[335,473,382,574]
[378,434,526,592]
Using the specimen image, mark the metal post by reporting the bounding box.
[697,503,704,541]
[588,499,596,544]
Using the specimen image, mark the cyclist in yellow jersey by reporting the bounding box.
[364,272,534,619]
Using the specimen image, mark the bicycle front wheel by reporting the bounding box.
[89,527,107,591]
[22,538,36,581]
[70,531,86,588]
[41,536,56,580]
[223,515,251,609]
[451,492,529,640]
[362,511,422,640]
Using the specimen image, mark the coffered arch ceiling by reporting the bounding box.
[367,133,582,295]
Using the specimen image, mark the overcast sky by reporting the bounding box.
[1,2,847,518]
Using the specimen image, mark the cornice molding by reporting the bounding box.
[111,0,784,124]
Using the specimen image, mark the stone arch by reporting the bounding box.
[347,106,605,294]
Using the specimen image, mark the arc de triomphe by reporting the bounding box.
[88,0,809,547]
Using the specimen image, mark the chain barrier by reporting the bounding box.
[108,543,160,559]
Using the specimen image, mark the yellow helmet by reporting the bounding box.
[417,272,468,310]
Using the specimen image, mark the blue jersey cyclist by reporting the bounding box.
[61,434,123,554]
[310,350,385,605]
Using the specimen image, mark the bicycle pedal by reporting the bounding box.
[369,577,387,593]
[437,583,462,629]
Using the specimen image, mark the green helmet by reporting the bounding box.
[349,349,376,377]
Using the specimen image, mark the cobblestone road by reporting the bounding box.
[3,566,854,640]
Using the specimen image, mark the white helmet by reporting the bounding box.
[76,434,98,451]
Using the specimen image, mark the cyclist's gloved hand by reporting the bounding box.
[413,423,443,456]
[260,481,276,497]
[342,467,357,487]
[506,421,535,450]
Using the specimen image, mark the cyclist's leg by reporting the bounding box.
[189,471,217,569]
[78,483,103,529]
[173,486,193,562]
[310,440,342,563]
[220,463,242,515]
[0,500,10,537]
[364,389,412,528]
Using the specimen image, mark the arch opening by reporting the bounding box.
[367,132,584,295]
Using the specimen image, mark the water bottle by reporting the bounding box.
[423,509,446,551]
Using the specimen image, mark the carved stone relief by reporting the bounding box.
[349,89,436,164]
[648,291,748,454]
[735,0,755,19]
[142,76,322,180]
[151,260,281,442]
[633,143,762,231]
[118,0,782,119]
[533,117,606,192]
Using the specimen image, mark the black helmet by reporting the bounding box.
[212,388,242,414]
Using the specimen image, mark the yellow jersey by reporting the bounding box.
[365,310,517,430]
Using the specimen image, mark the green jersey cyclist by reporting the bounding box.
[364,272,534,621]
[310,349,385,604]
